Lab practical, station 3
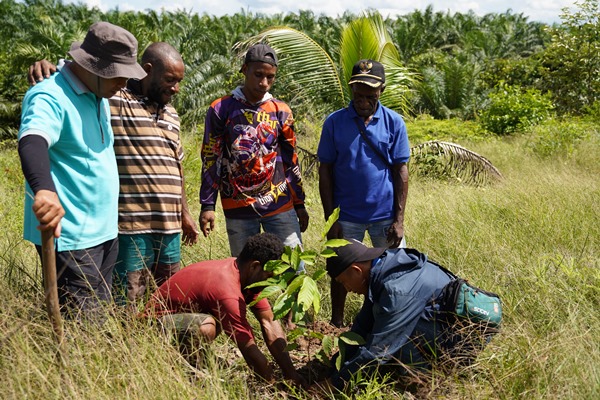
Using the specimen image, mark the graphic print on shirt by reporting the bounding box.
[225,120,279,199]
[201,95,305,219]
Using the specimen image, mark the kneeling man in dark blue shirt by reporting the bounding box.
[320,239,499,392]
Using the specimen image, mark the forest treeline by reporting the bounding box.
[0,0,598,139]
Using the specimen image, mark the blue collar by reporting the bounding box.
[57,61,92,96]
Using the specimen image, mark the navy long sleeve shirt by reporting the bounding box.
[331,248,452,388]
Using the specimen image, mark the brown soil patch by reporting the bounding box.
[288,320,350,383]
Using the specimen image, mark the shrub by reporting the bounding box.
[406,115,490,144]
[480,83,554,135]
[583,100,600,121]
[527,117,597,158]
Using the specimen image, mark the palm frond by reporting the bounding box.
[341,12,416,115]
[410,140,503,185]
[0,99,20,119]
[341,16,382,81]
[176,55,233,129]
[297,146,319,178]
[0,99,20,141]
[296,140,502,186]
[415,66,447,117]
[379,56,417,115]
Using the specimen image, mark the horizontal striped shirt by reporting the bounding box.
[110,83,184,234]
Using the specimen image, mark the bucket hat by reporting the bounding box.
[68,21,146,80]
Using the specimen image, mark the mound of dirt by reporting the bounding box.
[288,320,350,383]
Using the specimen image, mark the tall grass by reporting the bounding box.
[1,121,599,399]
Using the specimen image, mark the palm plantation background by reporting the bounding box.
[1,0,598,138]
[0,0,599,399]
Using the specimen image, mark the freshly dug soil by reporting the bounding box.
[289,320,349,383]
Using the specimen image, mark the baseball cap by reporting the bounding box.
[326,238,387,278]
[348,59,385,88]
[243,44,278,67]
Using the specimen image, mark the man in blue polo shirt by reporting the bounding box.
[18,22,147,321]
[318,59,410,327]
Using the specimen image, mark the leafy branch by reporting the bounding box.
[246,208,363,369]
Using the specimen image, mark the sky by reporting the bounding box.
[68,0,578,24]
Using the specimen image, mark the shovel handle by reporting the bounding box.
[41,229,64,344]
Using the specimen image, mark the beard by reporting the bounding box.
[147,84,169,106]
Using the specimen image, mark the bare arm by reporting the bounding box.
[237,338,274,382]
[180,172,199,245]
[254,308,305,386]
[387,162,409,246]
[318,162,343,239]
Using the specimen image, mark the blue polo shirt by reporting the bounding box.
[19,63,119,251]
[317,101,410,223]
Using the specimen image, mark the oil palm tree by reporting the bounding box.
[0,0,94,138]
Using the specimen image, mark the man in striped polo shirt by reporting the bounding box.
[110,42,199,304]
[29,43,199,305]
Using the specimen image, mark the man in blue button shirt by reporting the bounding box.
[318,239,495,392]
[318,59,410,327]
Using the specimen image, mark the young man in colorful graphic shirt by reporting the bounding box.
[199,44,309,256]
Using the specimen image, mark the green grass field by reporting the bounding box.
[1,119,599,399]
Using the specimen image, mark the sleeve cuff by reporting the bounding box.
[201,204,215,212]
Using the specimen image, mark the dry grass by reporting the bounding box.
[1,122,599,399]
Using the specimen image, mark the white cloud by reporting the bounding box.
[64,0,576,23]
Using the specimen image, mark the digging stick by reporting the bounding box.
[41,229,64,347]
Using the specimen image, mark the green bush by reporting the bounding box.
[480,83,554,135]
[406,115,490,144]
[583,100,600,121]
[527,117,597,158]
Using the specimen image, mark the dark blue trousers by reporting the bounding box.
[36,238,118,323]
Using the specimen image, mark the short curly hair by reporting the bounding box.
[237,232,284,267]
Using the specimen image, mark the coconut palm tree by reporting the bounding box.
[236,10,416,120]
